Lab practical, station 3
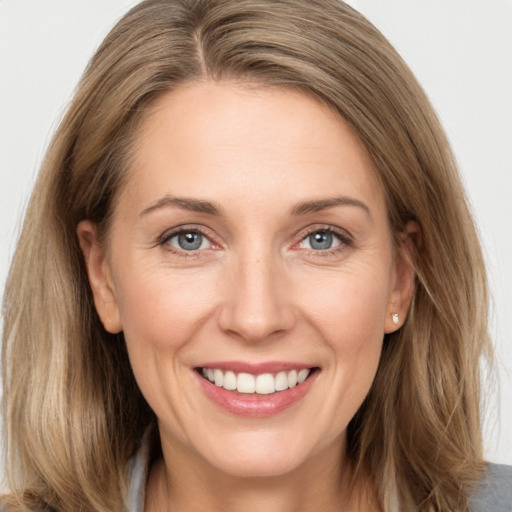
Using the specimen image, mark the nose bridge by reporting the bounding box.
[218,242,295,342]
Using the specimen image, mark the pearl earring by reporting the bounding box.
[392,313,399,325]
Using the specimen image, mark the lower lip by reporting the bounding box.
[196,370,318,417]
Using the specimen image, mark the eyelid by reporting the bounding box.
[167,231,212,251]
[295,224,353,245]
[291,224,354,255]
[156,223,353,256]
[158,224,222,253]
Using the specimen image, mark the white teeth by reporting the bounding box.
[287,370,298,388]
[223,370,237,391]
[237,373,255,393]
[201,368,312,394]
[297,369,309,384]
[214,369,223,387]
[275,371,289,391]
[255,373,275,394]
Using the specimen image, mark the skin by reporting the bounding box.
[78,81,417,512]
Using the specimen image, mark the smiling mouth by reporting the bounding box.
[197,367,317,395]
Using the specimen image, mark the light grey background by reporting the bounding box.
[1,0,511,476]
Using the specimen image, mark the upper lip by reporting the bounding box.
[196,361,316,374]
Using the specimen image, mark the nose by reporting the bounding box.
[217,253,296,343]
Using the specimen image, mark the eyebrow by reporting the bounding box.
[291,196,371,217]
[139,195,224,218]
[139,194,370,219]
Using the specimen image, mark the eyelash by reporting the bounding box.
[295,225,353,258]
[157,224,353,258]
[158,225,219,257]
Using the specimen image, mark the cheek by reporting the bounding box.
[297,264,392,346]
[297,263,391,399]
[112,262,218,354]
[110,264,221,433]
[303,269,390,420]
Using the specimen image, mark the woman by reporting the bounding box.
[2,0,510,510]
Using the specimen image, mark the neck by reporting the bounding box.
[144,432,379,512]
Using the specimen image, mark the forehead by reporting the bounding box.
[120,80,386,219]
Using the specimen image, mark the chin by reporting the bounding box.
[192,428,325,479]
[208,452,307,479]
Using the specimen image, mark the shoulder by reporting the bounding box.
[470,464,512,512]
[125,428,153,511]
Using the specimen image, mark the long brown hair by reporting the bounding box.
[2,1,490,510]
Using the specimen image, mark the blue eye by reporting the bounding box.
[167,231,211,251]
[300,230,342,251]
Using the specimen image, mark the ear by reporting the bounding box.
[77,220,122,334]
[384,220,421,333]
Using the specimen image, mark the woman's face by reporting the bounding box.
[80,81,414,479]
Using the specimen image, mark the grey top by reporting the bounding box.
[126,432,150,512]
[470,464,512,512]
[1,446,509,510]
[125,444,512,511]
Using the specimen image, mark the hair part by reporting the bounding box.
[2,1,490,510]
